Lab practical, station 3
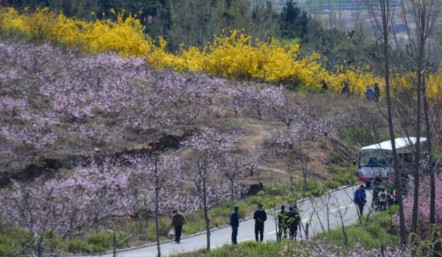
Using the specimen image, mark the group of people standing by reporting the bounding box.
[321,80,381,102]
[365,83,381,102]
[229,203,302,244]
[229,204,268,244]
[276,205,302,240]
[354,179,396,217]
[171,203,300,245]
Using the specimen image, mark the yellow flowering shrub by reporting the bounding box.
[0,7,154,57]
[426,72,442,103]
[174,46,207,71]
[0,7,30,33]
[203,31,264,79]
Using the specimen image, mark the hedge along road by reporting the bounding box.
[72,185,373,257]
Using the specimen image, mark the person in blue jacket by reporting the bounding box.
[230,207,239,244]
[354,185,367,216]
[253,203,267,242]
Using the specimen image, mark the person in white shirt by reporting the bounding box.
[379,189,388,211]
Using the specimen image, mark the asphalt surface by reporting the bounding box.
[79,185,373,257]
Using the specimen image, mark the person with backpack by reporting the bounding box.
[253,203,267,242]
[354,185,367,216]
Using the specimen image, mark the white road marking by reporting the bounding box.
[330,204,353,213]
[302,218,311,223]
[267,230,276,235]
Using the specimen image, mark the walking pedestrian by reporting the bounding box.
[379,189,387,211]
[277,205,288,240]
[354,185,367,216]
[230,206,239,244]
[341,82,350,94]
[374,83,380,101]
[253,203,267,242]
[287,206,301,240]
[171,210,186,243]
[322,80,328,91]
[365,86,376,101]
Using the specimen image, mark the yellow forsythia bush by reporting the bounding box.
[0,7,154,56]
[426,72,442,103]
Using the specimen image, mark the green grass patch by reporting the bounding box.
[67,231,128,253]
[325,164,358,190]
[0,226,31,256]
[316,206,399,249]
[145,217,173,241]
[173,241,285,257]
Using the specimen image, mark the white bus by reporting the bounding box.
[357,137,426,187]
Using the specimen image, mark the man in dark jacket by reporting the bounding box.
[171,210,186,243]
[277,205,288,239]
[287,206,301,240]
[374,83,380,101]
[230,206,239,244]
[354,185,367,216]
[253,203,267,242]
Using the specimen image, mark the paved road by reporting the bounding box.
[82,186,372,257]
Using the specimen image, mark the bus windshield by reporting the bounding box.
[359,149,391,168]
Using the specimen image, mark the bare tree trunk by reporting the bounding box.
[113,229,117,257]
[37,235,43,257]
[412,68,423,234]
[155,165,161,257]
[411,1,427,234]
[338,210,348,246]
[230,179,235,202]
[299,141,308,193]
[203,178,211,251]
[424,93,436,224]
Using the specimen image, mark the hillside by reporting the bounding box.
[0,36,393,254]
[0,37,375,187]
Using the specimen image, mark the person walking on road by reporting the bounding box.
[171,210,186,243]
[253,203,267,242]
[287,206,301,240]
[230,206,239,244]
[277,205,288,240]
[354,185,367,216]
[379,189,388,211]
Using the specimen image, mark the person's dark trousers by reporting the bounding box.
[175,225,182,243]
[255,223,264,242]
[358,204,365,216]
[231,226,238,244]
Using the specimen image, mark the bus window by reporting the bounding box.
[359,149,391,167]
